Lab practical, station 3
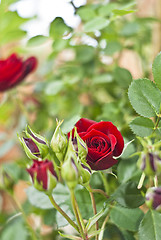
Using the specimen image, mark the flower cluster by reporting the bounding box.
[0,53,37,92]
[19,118,124,192]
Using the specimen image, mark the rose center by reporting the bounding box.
[86,136,109,152]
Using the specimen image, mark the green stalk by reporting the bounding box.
[100,172,109,195]
[12,195,38,240]
[70,189,86,240]
[48,195,79,232]
[89,191,98,240]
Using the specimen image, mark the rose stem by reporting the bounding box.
[89,190,99,240]
[70,189,86,240]
[11,194,38,240]
[100,172,110,195]
[48,195,79,232]
[90,188,109,198]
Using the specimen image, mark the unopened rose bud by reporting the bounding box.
[0,170,14,192]
[19,136,40,159]
[61,141,79,189]
[27,160,57,193]
[50,120,67,162]
[61,157,79,189]
[146,187,161,212]
[25,126,49,159]
[79,163,91,186]
[138,152,161,176]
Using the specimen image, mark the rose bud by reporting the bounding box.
[79,163,91,186]
[68,118,124,171]
[25,126,49,159]
[145,187,161,212]
[0,53,37,92]
[19,136,40,160]
[138,152,161,176]
[50,120,67,162]
[0,170,14,192]
[61,157,79,190]
[61,141,79,189]
[27,160,57,192]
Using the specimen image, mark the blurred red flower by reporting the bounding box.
[0,53,37,92]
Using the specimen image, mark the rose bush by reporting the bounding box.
[69,118,124,170]
[0,53,37,91]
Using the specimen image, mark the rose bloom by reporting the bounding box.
[0,53,37,92]
[69,118,124,170]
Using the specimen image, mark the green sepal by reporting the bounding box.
[74,127,88,162]
[79,162,91,187]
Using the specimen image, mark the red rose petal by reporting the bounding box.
[87,151,118,170]
[75,118,96,133]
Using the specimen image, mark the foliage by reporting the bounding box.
[1,0,161,240]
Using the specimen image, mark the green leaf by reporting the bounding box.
[120,139,135,159]
[112,9,135,16]
[86,206,108,231]
[27,35,48,47]
[128,78,161,117]
[61,115,81,133]
[76,45,95,63]
[152,52,161,91]
[0,30,26,45]
[129,117,154,137]
[26,186,53,209]
[2,162,22,182]
[1,218,28,240]
[56,203,74,228]
[45,81,64,95]
[103,224,135,240]
[77,7,96,21]
[120,22,140,37]
[43,209,57,226]
[52,39,68,52]
[110,205,144,231]
[112,182,145,208]
[105,41,122,56]
[98,3,118,17]
[114,67,132,88]
[92,74,113,84]
[84,17,109,32]
[75,188,106,219]
[49,17,72,39]
[121,230,136,240]
[58,232,81,240]
[118,160,141,183]
[139,210,161,240]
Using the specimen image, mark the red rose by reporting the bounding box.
[0,53,37,92]
[27,160,57,191]
[69,118,124,170]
